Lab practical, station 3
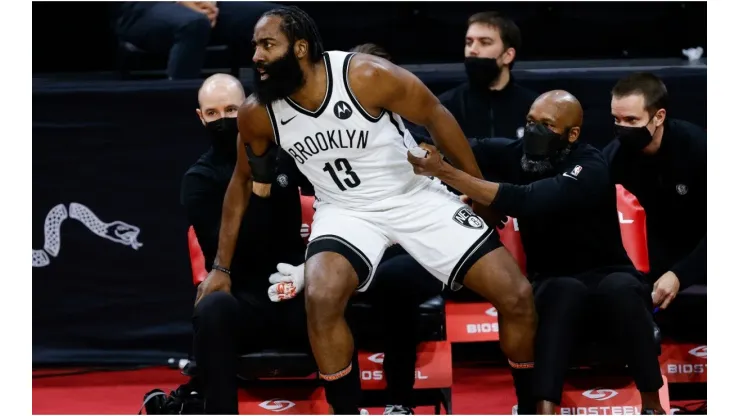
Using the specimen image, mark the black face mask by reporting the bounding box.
[614,122,654,152]
[520,123,571,174]
[464,57,502,90]
[205,117,239,159]
[253,46,306,105]
[522,123,570,159]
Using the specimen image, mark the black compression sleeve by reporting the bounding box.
[245,141,279,183]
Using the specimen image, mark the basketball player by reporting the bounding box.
[199,7,539,414]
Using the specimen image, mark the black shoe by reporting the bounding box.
[383,405,415,415]
[140,382,205,415]
[641,409,666,415]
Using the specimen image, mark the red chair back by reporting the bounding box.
[615,185,650,273]
[300,194,316,245]
[498,217,527,275]
[188,226,208,285]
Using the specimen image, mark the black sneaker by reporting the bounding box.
[139,382,205,415]
[383,405,415,415]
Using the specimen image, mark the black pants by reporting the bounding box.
[532,269,664,405]
[356,247,446,406]
[116,1,277,79]
[192,249,442,414]
[192,290,309,414]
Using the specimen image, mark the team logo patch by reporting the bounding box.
[453,206,484,229]
[570,165,583,177]
[277,174,289,188]
[333,101,353,120]
[676,184,688,195]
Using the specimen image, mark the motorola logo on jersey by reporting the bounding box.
[334,101,353,120]
[453,207,484,229]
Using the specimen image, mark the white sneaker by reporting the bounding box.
[383,405,414,415]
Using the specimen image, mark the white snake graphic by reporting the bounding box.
[32,202,143,268]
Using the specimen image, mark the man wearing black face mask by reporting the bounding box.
[435,12,538,141]
[604,72,707,310]
[180,73,311,414]
[408,90,667,415]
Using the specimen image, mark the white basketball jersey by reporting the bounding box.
[267,51,427,209]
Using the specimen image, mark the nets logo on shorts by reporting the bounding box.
[453,207,484,229]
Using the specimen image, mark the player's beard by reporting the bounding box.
[253,47,305,105]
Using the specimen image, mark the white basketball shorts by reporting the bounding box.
[305,178,502,292]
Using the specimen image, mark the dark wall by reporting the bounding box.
[33,1,707,73]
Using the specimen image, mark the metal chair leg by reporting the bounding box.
[441,388,452,414]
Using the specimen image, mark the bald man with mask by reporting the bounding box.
[180,73,311,414]
[408,91,666,415]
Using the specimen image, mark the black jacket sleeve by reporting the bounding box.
[181,173,222,263]
[491,149,612,217]
[670,237,707,287]
[181,172,275,267]
[601,139,624,184]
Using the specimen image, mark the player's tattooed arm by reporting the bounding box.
[348,55,483,180]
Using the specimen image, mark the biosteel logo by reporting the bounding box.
[582,389,618,401]
[368,353,385,364]
[258,399,296,412]
[688,346,707,358]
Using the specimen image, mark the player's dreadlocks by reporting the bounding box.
[262,6,326,62]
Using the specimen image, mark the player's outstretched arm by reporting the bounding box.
[348,56,483,180]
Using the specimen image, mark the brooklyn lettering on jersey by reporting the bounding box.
[287,129,370,164]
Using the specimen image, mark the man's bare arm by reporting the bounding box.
[348,55,483,180]
[213,96,273,269]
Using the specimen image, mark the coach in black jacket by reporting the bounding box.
[408,90,666,415]
[604,72,707,310]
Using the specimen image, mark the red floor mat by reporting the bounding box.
[32,366,702,415]
[32,366,516,415]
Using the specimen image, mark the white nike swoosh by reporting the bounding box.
[562,173,579,180]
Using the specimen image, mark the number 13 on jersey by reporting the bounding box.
[323,158,361,191]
